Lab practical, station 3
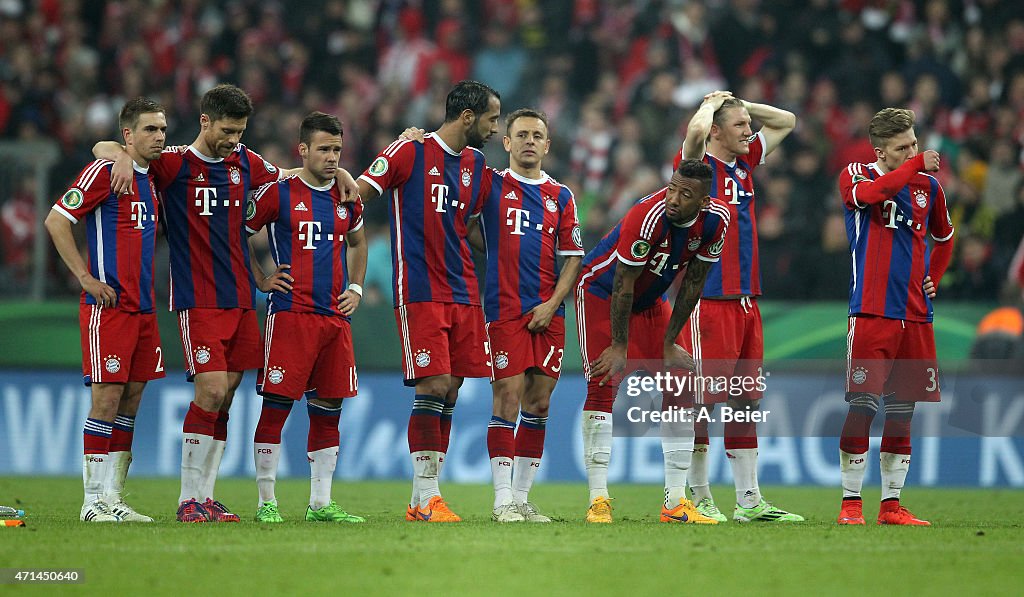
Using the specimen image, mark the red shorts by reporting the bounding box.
[177,308,263,379]
[680,297,764,404]
[78,304,164,385]
[259,311,357,400]
[486,314,566,381]
[846,315,940,402]
[395,302,490,385]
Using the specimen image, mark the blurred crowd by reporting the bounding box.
[2,0,1023,304]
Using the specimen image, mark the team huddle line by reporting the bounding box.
[47,79,951,528]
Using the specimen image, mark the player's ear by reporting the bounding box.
[543,138,551,155]
[462,109,476,126]
[200,113,210,130]
[121,127,132,147]
[503,136,511,151]
[701,195,710,208]
[298,143,309,159]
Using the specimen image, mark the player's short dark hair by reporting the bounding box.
[445,80,500,122]
[712,97,746,128]
[868,108,915,148]
[119,97,164,131]
[200,84,254,122]
[505,108,548,136]
[300,111,344,145]
[676,158,713,188]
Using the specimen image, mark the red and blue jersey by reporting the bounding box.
[150,144,280,311]
[246,176,364,319]
[52,160,159,313]
[840,162,954,323]
[579,189,730,312]
[478,168,584,322]
[675,131,765,297]
[358,133,487,307]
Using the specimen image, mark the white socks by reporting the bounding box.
[412,450,441,508]
[198,439,226,501]
[880,452,910,501]
[105,451,132,503]
[688,444,713,502]
[840,450,868,499]
[582,410,613,502]
[179,432,214,503]
[512,456,541,504]
[83,453,110,504]
[728,448,761,508]
[308,446,339,510]
[490,456,514,509]
[255,442,281,505]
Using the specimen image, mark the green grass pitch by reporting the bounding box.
[2,478,1021,594]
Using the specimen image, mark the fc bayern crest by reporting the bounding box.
[736,169,747,180]
[688,237,701,251]
[104,355,121,374]
[415,349,431,368]
[545,196,558,212]
[195,346,212,365]
[337,205,349,220]
[914,190,928,208]
[461,168,472,187]
[267,366,285,385]
[229,167,241,185]
[495,352,509,370]
[851,367,868,385]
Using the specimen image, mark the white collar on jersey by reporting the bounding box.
[298,176,336,192]
[132,162,149,174]
[506,168,549,185]
[427,132,461,157]
[187,144,228,163]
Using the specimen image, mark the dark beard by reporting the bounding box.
[466,126,487,149]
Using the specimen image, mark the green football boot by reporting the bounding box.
[305,500,365,523]
[255,501,284,523]
[733,498,805,522]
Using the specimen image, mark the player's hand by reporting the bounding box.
[400,127,427,143]
[921,150,940,172]
[337,289,361,316]
[81,274,118,307]
[923,275,937,299]
[591,344,627,387]
[259,264,293,293]
[336,168,360,204]
[111,152,134,195]
[527,300,558,333]
[702,90,733,109]
[664,343,696,371]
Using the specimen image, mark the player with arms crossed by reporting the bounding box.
[579,158,729,524]
[95,84,359,522]
[46,98,167,522]
[677,91,803,523]
[357,80,500,522]
[473,109,584,522]
[245,112,367,524]
[836,108,953,526]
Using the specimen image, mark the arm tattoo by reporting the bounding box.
[665,260,712,344]
[610,266,636,346]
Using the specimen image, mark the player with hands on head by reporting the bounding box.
[676,90,804,523]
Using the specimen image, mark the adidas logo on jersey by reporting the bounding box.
[294,202,308,212]
[193,173,205,182]
[428,166,441,176]
[505,191,519,201]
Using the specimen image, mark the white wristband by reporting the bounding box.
[347,283,363,297]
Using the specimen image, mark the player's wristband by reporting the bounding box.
[347,283,363,297]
